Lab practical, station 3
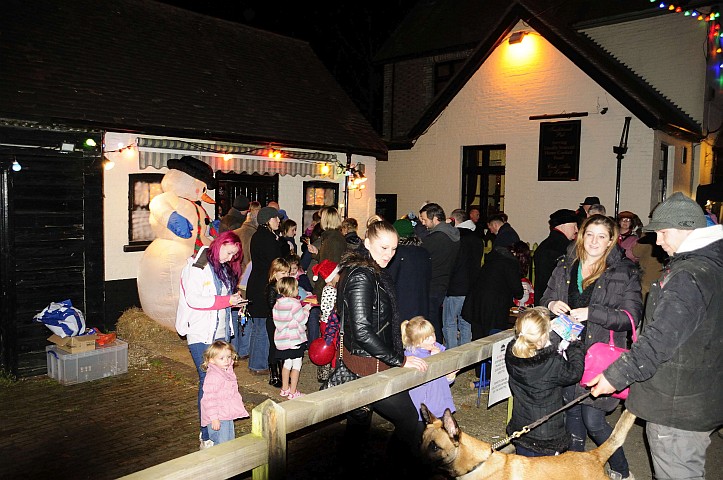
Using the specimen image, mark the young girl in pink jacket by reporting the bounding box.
[200,341,249,447]
[273,277,311,399]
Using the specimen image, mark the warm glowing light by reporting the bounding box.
[717,47,721,53]
[320,164,330,175]
[122,146,135,159]
[104,159,115,170]
[268,149,282,159]
[508,31,526,45]
[223,154,233,161]
[668,5,674,11]
[675,7,682,12]
[503,31,538,65]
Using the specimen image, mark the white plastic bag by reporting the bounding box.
[33,299,86,337]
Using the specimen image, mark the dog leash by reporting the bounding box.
[490,391,591,451]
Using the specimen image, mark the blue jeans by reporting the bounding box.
[442,296,472,349]
[307,306,321,343]
[207,419,235,446]
[230,309,250,357]
[189,342,211,441]
[248,317,270,371]
[564,387,629,477]
[428,290,446,343]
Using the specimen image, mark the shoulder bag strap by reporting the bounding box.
[610,309,638,344]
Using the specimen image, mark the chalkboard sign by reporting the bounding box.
[538,120,581,181]
[375,194,397,222]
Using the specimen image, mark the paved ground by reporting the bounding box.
[1,335,721,479]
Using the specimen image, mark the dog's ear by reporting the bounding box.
[442,408,461,442]
[420,403,436,425]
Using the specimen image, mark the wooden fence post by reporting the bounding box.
[251,399,286,480]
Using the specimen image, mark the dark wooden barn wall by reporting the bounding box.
[0,127,104,377]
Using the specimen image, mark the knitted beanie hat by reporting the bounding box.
[393,218,414,238]
[256,206,279,226]
[548,209,578,228]
[643,192,706,231]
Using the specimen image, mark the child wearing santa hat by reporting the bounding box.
[310,259,342,382]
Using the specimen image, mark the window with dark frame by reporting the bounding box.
[128,173,164,245]
[434,59,466,95]
[461,145,507,223]
[302,181,338,233]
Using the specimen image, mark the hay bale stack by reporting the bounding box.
[116,307,187,366]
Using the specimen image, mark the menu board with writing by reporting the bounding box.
[538,120,581,181]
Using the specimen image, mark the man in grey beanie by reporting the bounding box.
[589,192,723,480]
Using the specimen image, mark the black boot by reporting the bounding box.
[268,360,282,387]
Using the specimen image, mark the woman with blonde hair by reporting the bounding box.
[506,306,584,457]
[312,206,346,299]
[336,215,428,465]
[540,215,642,479]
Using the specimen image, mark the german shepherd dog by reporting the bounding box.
[420,404,636,479]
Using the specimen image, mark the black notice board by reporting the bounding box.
[375,194,397,222]
[538,120,581,181]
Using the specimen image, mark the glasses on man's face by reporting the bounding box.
[619,218,631,222]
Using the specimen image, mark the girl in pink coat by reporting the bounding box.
[200,341,249,447]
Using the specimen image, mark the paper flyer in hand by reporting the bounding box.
[551,313,584,341]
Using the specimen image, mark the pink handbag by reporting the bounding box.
[580,310,637,400]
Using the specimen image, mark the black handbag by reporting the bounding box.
[319,316,360,390]
[320,358,359,390]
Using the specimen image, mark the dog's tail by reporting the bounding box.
[591,410,637,463]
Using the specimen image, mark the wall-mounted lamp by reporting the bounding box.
[508,31,527,44]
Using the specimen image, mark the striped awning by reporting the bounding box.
[136,138,338,179]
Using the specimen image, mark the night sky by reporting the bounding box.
[157,0,419,129]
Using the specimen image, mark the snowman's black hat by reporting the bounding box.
[166,156,216,190]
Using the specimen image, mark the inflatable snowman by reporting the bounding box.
[137,156,217,329]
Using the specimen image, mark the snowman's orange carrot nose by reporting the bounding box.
[201,192,215,204]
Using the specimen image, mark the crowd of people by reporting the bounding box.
[172,192,722,480]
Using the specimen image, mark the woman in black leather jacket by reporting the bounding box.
[540,214,642,480]
[336,216,428,460]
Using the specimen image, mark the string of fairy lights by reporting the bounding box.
[652,2,723,79]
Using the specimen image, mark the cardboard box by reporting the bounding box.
[47,334,98,354]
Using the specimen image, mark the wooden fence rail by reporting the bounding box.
[121,329,514,480]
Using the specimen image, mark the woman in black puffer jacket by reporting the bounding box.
[336,216,428,462]
[540,214,642,480]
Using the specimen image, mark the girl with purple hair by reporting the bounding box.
[176,231,247,449]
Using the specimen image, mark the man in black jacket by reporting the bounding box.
[419,203,460,341]
[533,209,578,303]
[590,192,723,480]
[443,209,483,348]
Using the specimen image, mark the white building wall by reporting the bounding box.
[102,132,359,281]
[582,13,706,123]
[377,25,658,245]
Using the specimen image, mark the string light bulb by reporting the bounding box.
[103,158,115,171]
[11,160,21,172]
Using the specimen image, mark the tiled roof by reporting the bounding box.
[0,0,387,159]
